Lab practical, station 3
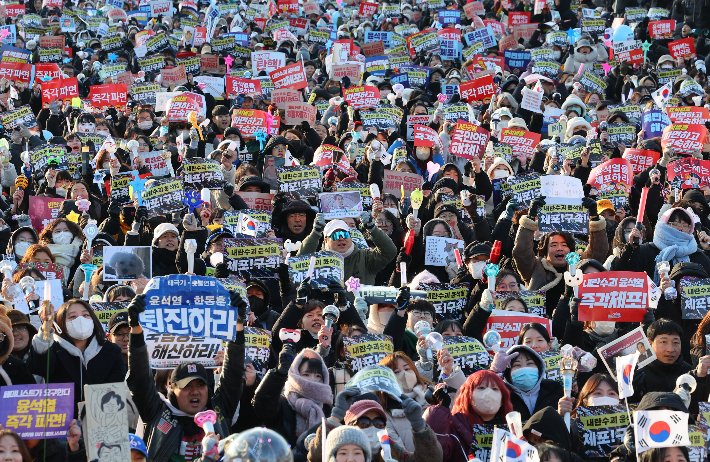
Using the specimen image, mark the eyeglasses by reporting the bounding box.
[376,220,393,227]
[352,417,386,429]
[330,230,350,240]
[410,310,433,319]
[12,325,27,333]
[668,221,692,232]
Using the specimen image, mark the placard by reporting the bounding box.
[84,383,130,462]
[449,121,490,159]
[222,238,281,276]
[458,75,496,104]
[622,149,661,174]
[579,272,648,322]
[500,128,541,159]
[102,246,152,282]
[420,282,469,321]
[0,383,74,439]
[662,123,708,155]
[344,365,403,401]
[28,196,66,232]
[597,326,657,375]
[576,405,631,458]
[287,251,344,288]
[343,85,380,109]
[146,330,223,369]
[680,277,710,319]
[507,172,542,204]
[142,178,185,218]
[318,191,363,219]
[485,313,552,351]
[669,37,696,59]
[182,158,223,189]
[277,165,320,192]
[343,334,394,372]
[383,170,423,198]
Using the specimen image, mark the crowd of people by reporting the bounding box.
[0,0,708,461]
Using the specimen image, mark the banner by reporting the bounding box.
[146,330,223,369]
[287,251,344,288]
[222,238,281,276]
[277,165,320,193]
[669,37,696,59]
[92,302,128,330]
[507,172,542,204]
[587,158,633,209]
[420,282,469,321]
[576,405,631,458]
[485,313,552,351]
[344,365,403,401]
[41,78,78,104]
[142,179,184,218]
[622,148,661,174]
[500,128,541,159]
[182,158,223,190]
[1,106,37,135]
[269,61,307,90]
[0,383,74,439]
[343,334,394,372]
[667,106,710,125]
[251,51,286,73]
[140,275,239,340]
[441,335,490,375]
[285,102,316,125]
[680,277,710,319]
[383,170,423,198]
[578,271,648,322]
[538,204,589,233]
[89,83,128,107]
[407,28,440,58]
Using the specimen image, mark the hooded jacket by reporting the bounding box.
[562,40,605,75]
[246,279,279,331]
[6,226,39,262]
[502,345,564,421]
[407,219,456,283]
[127,330,245,462]
[523,407,585,462]
[273,198,316,242]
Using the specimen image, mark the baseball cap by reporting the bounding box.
[596,199,615,216]
[323,219,349,238]
[107,311,129,334]
[344,399,387,425]
[129,434,148,458]
[171,362,209,388]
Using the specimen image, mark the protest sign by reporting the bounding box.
[130,150,169,177]
[412,124,443,154]
[130,83,161,106]
[226,77,262,99]
[407,28,440,57]
[236,191,273,211]
[84,383,130,462]
[41,78,78,104]
[89,83,127,107]
[470,425,495,462]
[140,275,239,341]
[287,251,344,288]
[277,165,321,193]
[2,106,37,135]
[270,88,301,110]
[576,405,631,458]
[649,20,676,39]
[92,302,128,330]
[359,112,397,131]
[251,51,286,73]
[578,271,648,322]
[666,157,710,189]
[669,37,696,59]
[424,236,465,267]
[500,128,541,158]
[597,326,657,375]
[269,62,307,90]
[343,334,394,372]
[540,350,563,383]
[182,158,224,189]
[222,238,281,276]
[622,148,661,174]
[448,121,490,159]
[420,282,469,321]
[223,209,271,237]
[494,289,547,317]
[161,65,187,87]
[335,182,373,211]
[383,170,423,198]
[318,191,363,219]
[606,123,636,144]
[667,106,710,125]
[458,75,496,104]
[485,313,552,351]
[231,109,270,139]
[145,330,223,369]
[110,172,134,205]
[285,102,316,126]
[142,179,184,218]
[441,335,490,375]
[0,383,73,439]
[102,246,152,281]
[579,71,608,94]
[345,365,403,401]
[15,262,67,286]
[243,326,271,377]
[11,279,63,315]
[343,85,380,109]
[587,158,633,209]
[507,172,542,204]
[520,88,544,114]
[538,204,589,233]
[331,63,361,82]
[680,277,710,319]
[28,197,65,232]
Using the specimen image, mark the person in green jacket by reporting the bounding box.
[298,211,397,286]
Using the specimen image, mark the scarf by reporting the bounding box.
[283,350,333,436]
[585,329,619,351]
[336,242,355,258]
[652,222,697,283]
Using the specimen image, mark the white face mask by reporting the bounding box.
[66,316,94,340]
[395,369,417,393]
[552,50,561,60]
[415,146,430,160]
[55,186,67,197]
[587,396,620,406]
[624,232,641,244]
[498,120,509,129]
[360,426,381,453]
[593,321,616,336]
[469,261,486,279]
[138,121,153,130]
[97,130,109,137]
[53,231,73,245]
[493,169,509,179]
[472,387,502,416]
[385,207,399,218]
[14,241,30,256]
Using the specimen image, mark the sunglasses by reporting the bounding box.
[352,417,386,429]
[330,230,350,240]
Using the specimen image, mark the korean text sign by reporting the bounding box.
[661,123,707,155]
[41,78,78,104]
[89,83,128,107]
[140,274,239,341]
[0,383,74,439]
[485,313,552,351]
[500,128,541,159]
[578,271,648,322]
[449,120,490,159]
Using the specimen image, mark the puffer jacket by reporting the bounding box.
[523,406,586,462]
[127,330,245,462]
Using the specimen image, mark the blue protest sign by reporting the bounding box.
[641,109,670,139]
[364,31,393,48]
[390,73,410,88]
[439,39,460,59]
[140,275,239,341]
[463,26,497,49]
[438,9,461,25]
[504,49,531,72]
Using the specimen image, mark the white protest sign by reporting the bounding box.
[194,76,225,98]
[521,87,543,114]
[540,175,584,205]
[424,236,465,266]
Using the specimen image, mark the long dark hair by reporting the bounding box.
[55,299,106,346]
[0,430,32,462]
[517,322,550,345]
[574,373,617,417]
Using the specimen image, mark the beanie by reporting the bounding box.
[325,426,372,462]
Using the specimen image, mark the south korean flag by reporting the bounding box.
[634,410,690,454]
[490,428,540,462]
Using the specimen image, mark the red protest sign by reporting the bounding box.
[236,191,274,210]
[413,124,441,148]
[226,76,262,98]
[449,120,490,160]
[285,103,317,125]
[463,1,484,19]
[89,84,127,108]
[116,71,133,87]
[231,109,268,139]
[383,170,423,198]
[498,34,518,51]
[666,106,710,125]
[28,196,66,232]
[343,85,380,109]
[437,28,461,41]
[39,36,65,49]
[161,65,187,86]
[578,271,648,322]
[34,63,61,81]
[269,62,307,90]
[193,27,207,46]
[500,128,541,159]
[486,314,552,351]
[303,1,319,14]
[41,77,78,104]
[313,145,345,168]
[459,74,496,104]
[666,157,710,189]
[614,48,643,64]
[5,5,25,16]
[200,54,219,73]
[513,24,539,43]
[362,41,385,57]
[359,1,378,15]
[0,62,31,84]
[661,123,707,154]
[331,63,360,82]
[509,11,530,25]
[649,20,675,39]
[587,158,633,193]
[165,94,200,122]
[277,0,298,13]
[271,88,301,110]
[669,37,696,59]
[484,19,506,35]
[622,149,661,174]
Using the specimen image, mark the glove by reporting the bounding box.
[328,279,348,308]
[582,196,598,217]
[127,294,146,327]
[296,277,313,306]
[300,121,311,132]
[277,344,295,375]
[504,196,519,221]
[481,289,495,312]
[314,213,326,235]
[108,200,121,217]
[463,161,474,177]
[224,183,234,196]
[490,350,519,373]
[331,387,360,422]
[400,395,426,432]
[214,263,229,279]
[396,249,412,267]
[354,297,368,319]
[643,307,655,325]
[396,286,410,310]
[360,211,375,230]
[528,196,546,219]
[230,291,248,320]
[570,296,581,323]
[134,206,148,225]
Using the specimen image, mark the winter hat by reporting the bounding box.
[464,241,492,260]
[574,38,593,53]
[659,207,694,225]
[323,219,350,238]
[565,117,592,138]
[561,95,587,118]
[431,177,459,195]
[493,108,513,120]
[325,426,372,462]
[434,203,459,219]
[7,309,37,339]
[658,55,675,67]
[343,399,387,424]
[508,117,528,130]
[151,223,180,246]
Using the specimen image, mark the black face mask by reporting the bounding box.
[327,86,340,95]
[122,206,136,225]
[248,295,266,316]
[573,130,587,138]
